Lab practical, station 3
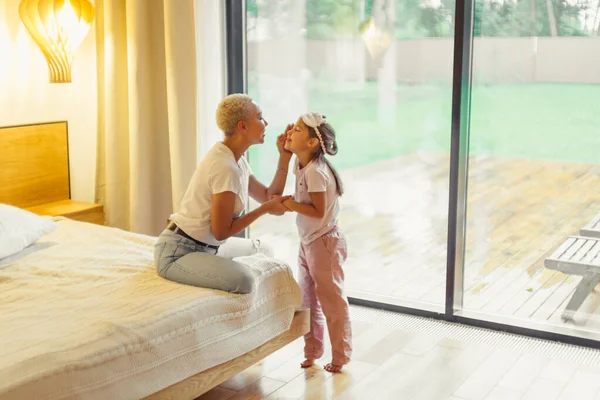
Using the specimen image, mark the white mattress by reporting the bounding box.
[0,218,301,400]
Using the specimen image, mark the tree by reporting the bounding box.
[472,0,591,37]
[546,0,559,36]
[306,0,362,39]
[247,0,259,37]
[251,0,593,40]
[596,2,600,35]
[530,0,538,36]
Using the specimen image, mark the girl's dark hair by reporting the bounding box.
[306,118,345,196]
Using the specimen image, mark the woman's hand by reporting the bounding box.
[276,123,294,158]
[262,195,292,216]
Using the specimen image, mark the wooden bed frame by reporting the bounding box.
[1,122,310,399]
[0,121,70,208]
[146,311,309,399]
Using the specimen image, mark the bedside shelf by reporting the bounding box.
[26,200,104,225]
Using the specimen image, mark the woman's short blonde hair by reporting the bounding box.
[216,94,256,136]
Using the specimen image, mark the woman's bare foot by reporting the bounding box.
[300,359,314,368]
[324,362,343,373]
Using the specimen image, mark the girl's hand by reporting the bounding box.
[282,198,294,211]
[276,123,294,157]
[262,195,292,216]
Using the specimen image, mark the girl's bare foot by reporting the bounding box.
[300,359,314,368]
[324,362,343,373]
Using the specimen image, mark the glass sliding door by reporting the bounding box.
[460,0,600,338]
[225,0,600,346]
[245,0,456,310]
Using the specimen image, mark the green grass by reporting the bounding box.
[248,82,600,181]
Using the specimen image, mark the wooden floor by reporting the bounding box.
[251,153,600,331]
[199,307,600,399]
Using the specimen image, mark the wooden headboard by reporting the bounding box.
[0,122,70,209]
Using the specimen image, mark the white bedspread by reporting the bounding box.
[0,218,301,400]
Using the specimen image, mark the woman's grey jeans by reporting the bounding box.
[154,229,273,294]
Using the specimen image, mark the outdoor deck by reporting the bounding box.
[250,153,600,332]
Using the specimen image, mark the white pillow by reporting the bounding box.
[0,204,58,259]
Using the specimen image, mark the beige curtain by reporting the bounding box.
[95,0,199,235]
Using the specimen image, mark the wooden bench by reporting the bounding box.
[581,212,600,239]
[545,236,600,321]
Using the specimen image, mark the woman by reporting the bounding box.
[154,94,293,293]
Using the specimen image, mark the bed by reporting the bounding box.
[0,122,309,400]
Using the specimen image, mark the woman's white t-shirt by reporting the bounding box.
[170,142,252,246]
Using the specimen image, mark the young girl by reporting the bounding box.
[282,112,351,373]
